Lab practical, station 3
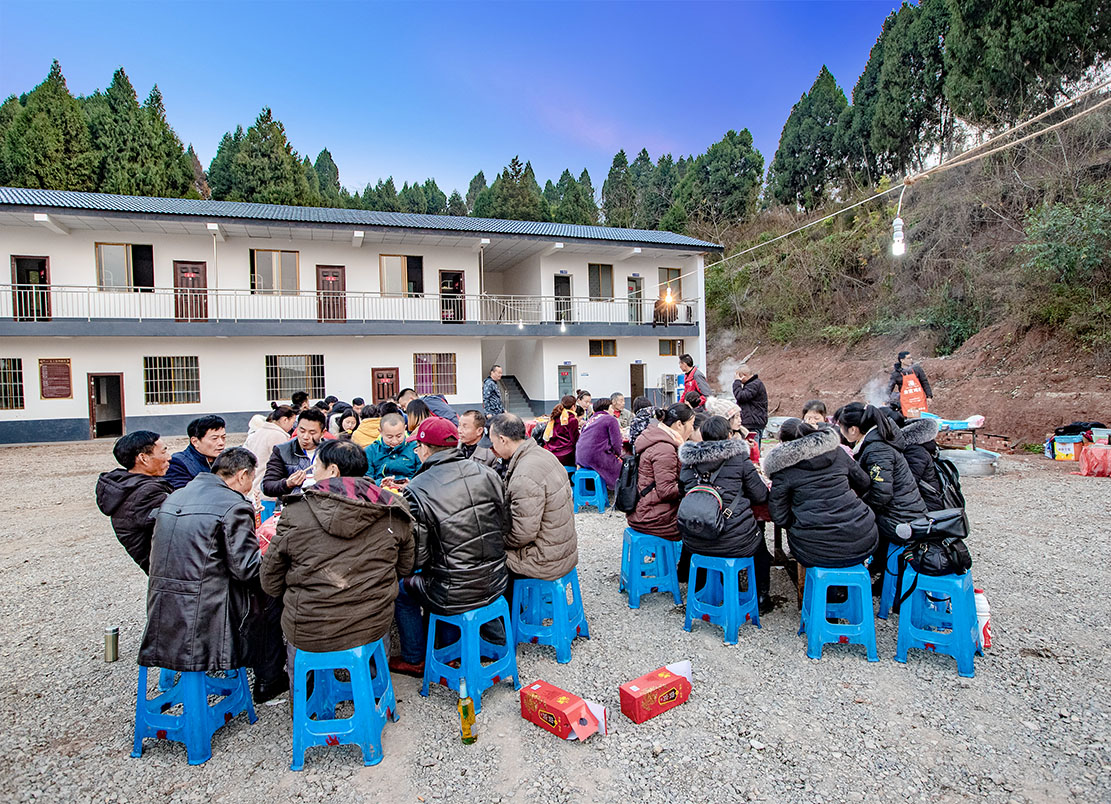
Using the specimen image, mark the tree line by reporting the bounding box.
[1,1,1107,235]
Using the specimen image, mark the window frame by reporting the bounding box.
[380,254,425,297]
[413,352,457,395]
[250,249,300,295]
[588,339,617,357]
[0,357,25,410]
[264,354,325,401]
[95,242,155,292]
[588,263,614,300]
[658,338,685,356]
[142,356,201,405]
[658,266,682,299]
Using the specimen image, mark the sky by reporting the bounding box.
[0,0,898,198]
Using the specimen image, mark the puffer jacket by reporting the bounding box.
[854,425,928,542]
[764,428,878,568]
[627,423,684,540]
[352,417,382,448]
[403,449,507,615]
[503,438,577,580]
[138,473,260,671]
[901,418,944,511]
[678,438,768,558]
[260,476,414,652]
[732,375,769,430]
[164,444,212,491]
[244,420,294,500]
[95,469,172,573]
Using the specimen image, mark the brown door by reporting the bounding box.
[11,256,51,321]
[439,270,465,322]
[317,265,346,322]
[371,367,399,404]
[173,261,208,321]
[630,363,645,399]
[88,373,125,439]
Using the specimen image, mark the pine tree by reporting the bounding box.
[368,177,401,212]
[142,85,194,198]
[2,60,96,191]
[227,108,312,205]
[836,15,893,187]
[313,148,342,204]
[629,148,655,228]
[447,190,467,216]
[398,181,428,214]
[554,177,595,225]
[471,156,549,221]
[641,153,679,230]
[208,126,244,200]
[186,145,210,199]
[578,168,599,224]
[422,178,447,214]
[602,150,635,227]
[465,170,487,214]
[543,178,559,207]
[302,156,322,205]
[674,129,764,225]
[84,68,146,195]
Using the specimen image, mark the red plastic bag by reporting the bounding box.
[256,513,279,555]
[1078,444,1111,477]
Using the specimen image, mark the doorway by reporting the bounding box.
[173,261,208,321]
[627,276,643,324]
[439,271,465,322]
[371,367,399,404]
[630,363,645,399]
[88,373,124,439]
[11,256,50,321]
[554,275,572,322]
[316,265,346,322]
[557,365,575,398]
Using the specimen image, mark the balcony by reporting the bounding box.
[0,284,700,338]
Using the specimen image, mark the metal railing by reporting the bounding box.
[1,284,700,326]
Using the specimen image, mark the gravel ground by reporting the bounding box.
[0,438,1108,803]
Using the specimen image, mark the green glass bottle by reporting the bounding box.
[458,678,477,745]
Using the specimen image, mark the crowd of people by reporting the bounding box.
[94,349,948,731]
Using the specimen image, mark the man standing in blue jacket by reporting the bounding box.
[164,415,226,490]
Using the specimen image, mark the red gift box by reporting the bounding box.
[619,661,693,724]
[519,680,607,741]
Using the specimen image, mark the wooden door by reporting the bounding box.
[554,275,572,322]
[439,270,465,322]
[88,373,125,439]
[317,265,346,322]
[11,256,50,321]
[173,261,208,321]
[371,367,399,404]
[630,363,645,399]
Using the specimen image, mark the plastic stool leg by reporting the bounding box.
[552,578,572,664]
[131,666,148,759]
[420,615,439,699]
[181,673,213,766]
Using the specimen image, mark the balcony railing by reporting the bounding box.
[1,284,699,326]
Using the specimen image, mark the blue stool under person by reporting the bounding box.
[290,637,398,771]
[512,568,590,663]
[572,469,607,512]
[798,565,879,662]
[620,527,682,609]
[877,543,903,619]
[132,667,256,765]
[421,596,520,713]
[683,554,760,644]
[895,566,980,678]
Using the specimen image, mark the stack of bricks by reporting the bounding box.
[936,431,1014,454]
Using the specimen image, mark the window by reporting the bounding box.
[588,339,617,357]
[588,263,613,300]
[251,250,299,294]
[265,354,325,401]
[659,339,684,356]
[380,255,424,296]
[143,356,201,405]
[96,243,154,291]
[658,267,681,299]
[413,353,456,395]
[0,358,24,410]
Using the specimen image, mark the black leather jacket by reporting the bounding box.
[138,473,261,672]
[403,449,507,615]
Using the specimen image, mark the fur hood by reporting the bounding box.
[762,428,841,476]
[901,417,940,445]
[678,437,750,469]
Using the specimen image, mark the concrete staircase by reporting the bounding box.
[502,375,539,418]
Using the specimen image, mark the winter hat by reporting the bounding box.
[703,396,740,421]
[414,416,458,447]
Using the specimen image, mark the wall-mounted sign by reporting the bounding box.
[40,358,72,399]
[559,270,568,275]
[580,373,590,377]
[563,361,571,365]
[631,273,640,277]
[635,360,643,364]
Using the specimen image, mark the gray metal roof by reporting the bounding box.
[0,187,721,250]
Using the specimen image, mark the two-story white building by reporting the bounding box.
[0,187,718,443]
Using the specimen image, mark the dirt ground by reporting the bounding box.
[0,438,1108,803]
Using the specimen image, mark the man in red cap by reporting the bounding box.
[390,416,509,676]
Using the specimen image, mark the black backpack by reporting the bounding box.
[614,453,654,514]
[676,468,746,542]
[893,509,973,612]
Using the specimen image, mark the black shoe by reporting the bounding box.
[758,593,776,616]
[253,674,289,704]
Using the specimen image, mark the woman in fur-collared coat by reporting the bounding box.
[901,417,944,511]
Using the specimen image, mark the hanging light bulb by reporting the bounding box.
[665,287,674,304]
[560,321,566,333]
[518,319,524,330]
[891,216,906,256]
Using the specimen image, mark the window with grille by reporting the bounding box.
[251,250,299,294]
[265,354,325,401]
[588,263,613,300]
[0,358,24,410]
[659,339,684,356]
[588,339,617,357]
[413,353,456,395]
[96,243,154,291]
[142,357,200,405]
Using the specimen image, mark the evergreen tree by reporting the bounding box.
[673,129,764,225]
[398,180,428,214]
[641,153,679,230]
[465,170,487,213]
[186,144,210,199]
[369,177,401,211]
[302,155,322,205]
[768,66,849,210]
[2,60,96,191]
[602,149,635,227]
[208,126,244,200]
[553,177,596,225]
[422,177,447,214]
[543,178,559,207]
[836,15,893,187]
[313,148,342,204]
[471,156,549,221]
[141,85,194,198]
[578,168,599,223]
[84,68,146,195]
[629,148,655,227]
[0,96,20,184]
[227,108,312,205]
[447,190,467,216]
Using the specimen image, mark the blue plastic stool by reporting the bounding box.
[895,567,980,678]
[877,543,903,619]
[683,554,760,644]
[798,565,879,662]
[259,499,278,521]
[620,528,682,609]
[512,568,590,663]
[421,597,519,713]
[572,469,607,512]
[157,668,177,691]
[290,637,398,771]
[131,667,256,765]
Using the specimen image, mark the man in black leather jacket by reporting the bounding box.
[390,417,508,676]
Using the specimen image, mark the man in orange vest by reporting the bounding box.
[888,351,933,411]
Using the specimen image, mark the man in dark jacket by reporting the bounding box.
[390,417,508,676]
[262,408,326,499]
[732,363,769,442]
[483,365,505,419]
[96,430,172,573]
[888,351,933,408]
[422,394,459,425]
[165,415,226,490]
[458,409,503,474]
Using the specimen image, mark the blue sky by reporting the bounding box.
[0,0,897,197]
